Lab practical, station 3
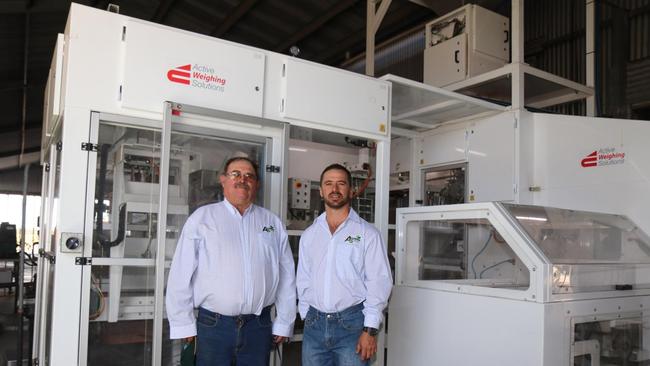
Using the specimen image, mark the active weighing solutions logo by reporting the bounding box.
[166,64,227,92]
[580,147,626,168]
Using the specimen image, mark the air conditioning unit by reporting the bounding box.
[423,4,509,88]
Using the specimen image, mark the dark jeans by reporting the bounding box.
[196,306,273,366]
[302,303,368,366]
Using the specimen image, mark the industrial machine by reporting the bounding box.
[34,4,391,366]
[385,3,647,358]
[423,4,509,87]
[390,202,650,365]
[382,71,650,366]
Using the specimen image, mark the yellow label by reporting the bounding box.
[379,124,386,133]
[469,195,475,201]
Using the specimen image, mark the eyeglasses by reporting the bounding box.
[224,170,258,182]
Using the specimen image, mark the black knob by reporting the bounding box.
[66,237,81,250]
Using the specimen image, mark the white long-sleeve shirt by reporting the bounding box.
[296,209,392,329]
[165,199,296,339]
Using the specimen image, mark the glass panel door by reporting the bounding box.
[80,105,284,366]
[157,107,271,365]
[82,121,163,366]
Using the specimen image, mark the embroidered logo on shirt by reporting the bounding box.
[344,235,362,244]
[262,225,275,233]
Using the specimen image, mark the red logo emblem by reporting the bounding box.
[581,151,597,168]
[167,64,191,85]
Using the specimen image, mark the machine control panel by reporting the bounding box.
[289,178,311,209]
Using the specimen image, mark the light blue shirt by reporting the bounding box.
[165,199,296,339]
[296,209,392,328]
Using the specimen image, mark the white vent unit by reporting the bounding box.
[424,4,509,88]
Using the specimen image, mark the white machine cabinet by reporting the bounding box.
[390,202,650,366]
[34,4,392,366]
[424,4,509,87]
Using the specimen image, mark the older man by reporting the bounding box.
[166,157,296,366]
[297,163,393,366]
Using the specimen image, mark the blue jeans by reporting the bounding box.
[302,303,368,366]
[196,306,273,366]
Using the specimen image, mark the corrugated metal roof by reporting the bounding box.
[0,0,434,169]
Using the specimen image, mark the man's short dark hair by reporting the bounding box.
[319,163,351,186]
[222,156,259,177]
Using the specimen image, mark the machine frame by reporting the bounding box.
[35,4,392,366]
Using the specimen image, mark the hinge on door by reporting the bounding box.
[38,249,55,264]
[33,358,39,366]
[75,257,93,266]
[265,165,281,173]
[45,163,50,172]
[81,142,99,152]
[56,141,62,151]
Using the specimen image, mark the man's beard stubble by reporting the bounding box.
[323,193,350,209]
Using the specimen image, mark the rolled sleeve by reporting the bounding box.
[165,220,200,339]
[169,322,196,339]
[296,233,311,320]
[361,229,393,329]
[272,224,296,337]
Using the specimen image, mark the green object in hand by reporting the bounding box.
[180,338,196,366]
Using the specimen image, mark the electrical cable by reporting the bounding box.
[470,231,493,279]
[479,259,515,279]
[353,163,373,198]
[97,203,127,248]
[89,274,105,320]
[141,213,155,258]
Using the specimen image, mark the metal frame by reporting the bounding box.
[77,111,101,365]
[33,141,58,362]
[402,0,596,114]
[151,102,173,366]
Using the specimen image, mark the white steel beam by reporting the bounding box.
[152,102,173,366]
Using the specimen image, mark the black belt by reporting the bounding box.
[199,305,272,327]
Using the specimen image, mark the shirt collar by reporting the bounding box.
[317,208,361,232]
[223,198,255,217]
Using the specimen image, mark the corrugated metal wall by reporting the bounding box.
[628,58,650,106]
[627,0,650,111]
[520,0,650,117]
[524,0,587,115]
[343,27,426,82]
[628,0,650,61]
[345,1,650,119]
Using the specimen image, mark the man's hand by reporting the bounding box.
[273,335,288,344]
[355,332,377,361]
[184,336,195,344]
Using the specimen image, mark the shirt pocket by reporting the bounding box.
[335,241,364,280]
[256,232,279,262]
